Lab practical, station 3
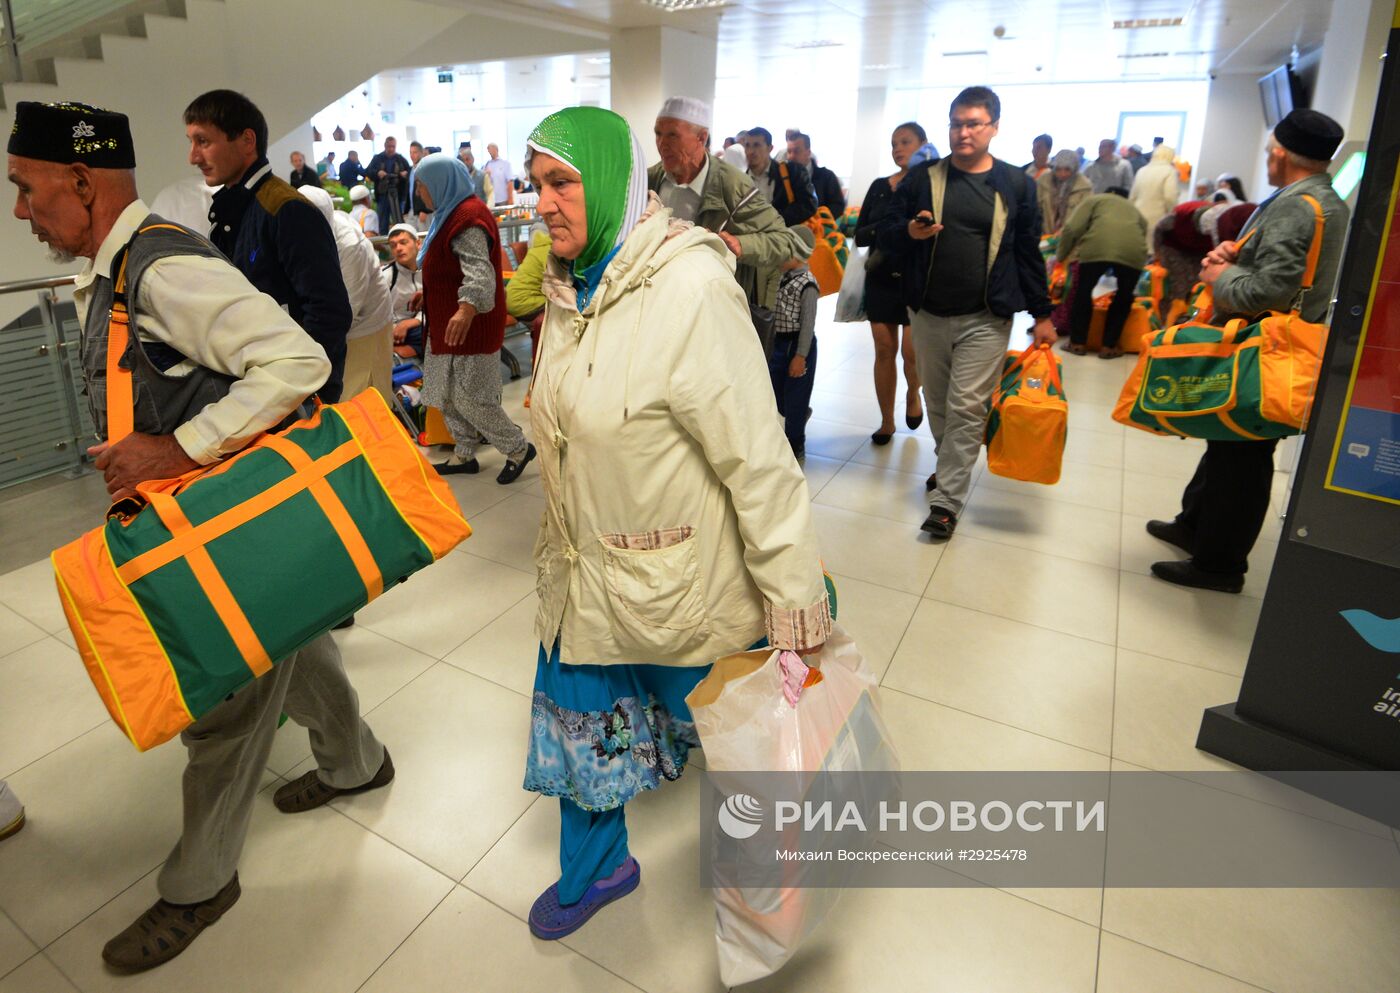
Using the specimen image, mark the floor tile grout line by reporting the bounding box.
[879,683,1112,762]
[0,714,111,786]
[452,794,542,887]
[0,950,38,986]
[455,884,650,993]
[1097,927,1281,993]
[350,885,458,993]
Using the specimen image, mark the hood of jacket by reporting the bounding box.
[1151,145,1176,164]
[541,191,735,317]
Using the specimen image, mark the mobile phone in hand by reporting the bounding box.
[914,215,935,227]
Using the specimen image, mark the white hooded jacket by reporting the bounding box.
[531,194,830,666]
[1128,145,1182,253]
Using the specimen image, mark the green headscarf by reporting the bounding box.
[526,106,649,273]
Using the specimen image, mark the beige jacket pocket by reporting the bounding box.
[598,526,710,654]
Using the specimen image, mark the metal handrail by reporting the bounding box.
[0,273,77,295]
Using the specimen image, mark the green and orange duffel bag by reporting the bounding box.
[53,389,472,751]
[985,343,1068,485]
[1113,194,1327,441]
[52,239,472,751]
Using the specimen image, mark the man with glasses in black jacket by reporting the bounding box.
[878,85,1056,541]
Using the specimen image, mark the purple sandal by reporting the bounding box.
[528,857,641,940]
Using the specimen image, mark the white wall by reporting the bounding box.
[1311,0,1393,141]
[1197,73,1271,205]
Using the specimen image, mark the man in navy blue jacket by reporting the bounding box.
[185,89,352,401]
[878,85,1056,540]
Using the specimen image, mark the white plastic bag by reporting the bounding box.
[686,624,900,986]
[1091,272,1118,300]
[833,249,868,323]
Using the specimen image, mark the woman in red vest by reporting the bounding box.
[412,153,535,482]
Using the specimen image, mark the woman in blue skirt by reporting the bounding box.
[520,106,831,939]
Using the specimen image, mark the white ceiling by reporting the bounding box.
[433,0,1337,89]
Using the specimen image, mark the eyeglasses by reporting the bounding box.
[949,119,997,133]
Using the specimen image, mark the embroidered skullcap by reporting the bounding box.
[349,184,371,202]
[8,101,135,168]
[387,222,419,239]
[657,96,713,130]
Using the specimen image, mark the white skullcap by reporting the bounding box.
[349,184,371,202]
[387,222,419,239]
[657,96,712,130]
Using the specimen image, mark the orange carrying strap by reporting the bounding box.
[104,223,198,445]
[779,161,797,203]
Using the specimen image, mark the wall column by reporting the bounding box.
[847,85,892,213]
[610,25,717,165]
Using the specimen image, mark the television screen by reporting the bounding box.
[1259,66,1299,128]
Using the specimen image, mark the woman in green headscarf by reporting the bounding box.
[521,107,832,940]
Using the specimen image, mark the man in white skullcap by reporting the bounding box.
[648,95,807,314]
[652,95,713,222]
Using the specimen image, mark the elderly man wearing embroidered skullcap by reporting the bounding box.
[648,95,808,316]
[1146,108,1350,593]
[7,100,393,972]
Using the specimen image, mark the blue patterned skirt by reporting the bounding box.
[523,641,711,812]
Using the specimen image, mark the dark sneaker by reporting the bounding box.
[1146,519,1194,555]
[274,750,394,814]
[1150,559,1243,594]
[102,874,241,972]
[921,506,957,539]
[435,455,480,475]
[925,472,938,493]
[497,443,537,485]
[333,614,356,630]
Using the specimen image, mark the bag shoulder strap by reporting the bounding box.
[1297,193,1326,292]
[105,222,203,445]
[779,161,796,204]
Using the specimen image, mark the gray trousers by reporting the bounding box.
[422,348,528,462]
[156,633,384,904]
[910,309,1013,516]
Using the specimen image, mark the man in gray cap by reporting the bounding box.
[648,95,807,314]
[1147,107,1350,593]
[8,100,391,970]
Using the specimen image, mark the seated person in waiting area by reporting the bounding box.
[521,106,829,942]
[505,219,552,362]
[382,222,424,358]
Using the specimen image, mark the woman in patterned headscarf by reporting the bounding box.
[1036,148,1093,234]
[521,107,832,940]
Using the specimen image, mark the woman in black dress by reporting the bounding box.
[854,122,926,444]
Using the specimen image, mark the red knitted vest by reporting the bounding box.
[421,197,507,356]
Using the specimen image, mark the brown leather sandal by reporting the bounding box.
[273,749,394,814]
[102,874,241,972]
[1098,346,1124,359]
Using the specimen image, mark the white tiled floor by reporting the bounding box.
[0,301,1393,992]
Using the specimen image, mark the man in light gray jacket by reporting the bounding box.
[1147,108,1350,593]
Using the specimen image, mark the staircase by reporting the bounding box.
[0,0,468,327]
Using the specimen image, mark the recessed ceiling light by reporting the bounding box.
[793,39,842,49]
[1113,18,1184,29]
[862,63,902,70]
[941,50,988,57]
[1117,51,1170,59]
[642,0,730,10]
